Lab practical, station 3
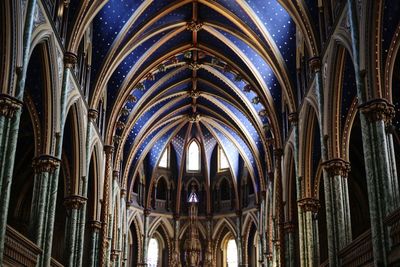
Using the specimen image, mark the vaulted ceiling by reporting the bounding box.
[70,0,319,194]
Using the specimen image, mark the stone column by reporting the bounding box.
[40,51,78,267]
[87,220,102,267]
[357,99,397,265]
[273,149,284,267]
[75,108,98,267]
[140,209,151,266]
[0,94,23,262]
[322,158,352,262]
[0,4,39,222]
[171,213,181,267]
[298,198,320,267]
[283,222,296,267]
[99,145,114,267]
[236,210,245,267]
[347,1,399,265]
[29,155,60,245]
[63,194,87,267]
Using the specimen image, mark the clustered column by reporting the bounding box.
[298,198,320,267]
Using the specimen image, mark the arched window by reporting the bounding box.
[159,146,169,168]
[147,238,159,267]
[187,140,200,172]
[218,146,229,171]
[227,239,238,267]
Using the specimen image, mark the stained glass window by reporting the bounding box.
[227,239,238,267]
[187,140,200,172]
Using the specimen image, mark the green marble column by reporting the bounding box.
[0,95,23,263]
[323,158,352,251]
[88,220,102,267]
[298,198,320,267]
[75,109,98,267]
[40,51,77,267]
[347,1,398,265]
[283,222,295,267]
[0,0,37,262]
[64,195,87,267]
[29,155,60,245]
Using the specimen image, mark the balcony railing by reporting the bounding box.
[336,208,400,266]
[4,225,64,267]
[338,230,373,267]
[3,225,41,267]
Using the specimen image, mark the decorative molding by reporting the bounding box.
[0,94,23,118]
[63,52,78,68]
[308,56,321,73]
[323,158,351,177]
[186,20,203,32]
[63,195,87,210]
[358,98,395,124]
[32,155,61,173]
[298,198,320,213]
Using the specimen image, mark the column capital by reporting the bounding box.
[173,213,180,221]
[323,158,351,177]
[63,195,87,210]
[358,98,395,123]
[144,208,151,217]
[298,197,320,213]
[104,145,114,155]
[288,112,298,126]
[87,220,102,231]
[32,155,61,173]
[308,56,321,73]
[111,249,121,261]
[283,222,296,233]
[273,148,283,157]
[64,52,78,68]
[0,94,23,118]
[113,170,120,181]
[88,109,98,121]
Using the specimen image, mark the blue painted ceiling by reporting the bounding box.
[89,0,299,191]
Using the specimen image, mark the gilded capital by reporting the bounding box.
[64,52,78,68]
[359,98,395,124]
[32,155,61,173]
[323,158,350,177]
[308,56,321,73]
[0,94,23,118]
[88,109,98,121]
[104,145,114,155]
[298,197,320,213]
[63,195,87,210]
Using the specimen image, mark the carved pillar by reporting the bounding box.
[322,158,352,264]
[99,145,114,267]
[298,198,320,267]
[273,149,284,267]
[40,51,78,267]
[29,155,60,246]
[64,195,87,267]
[88,220,102,267]
[0,94,23,262]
